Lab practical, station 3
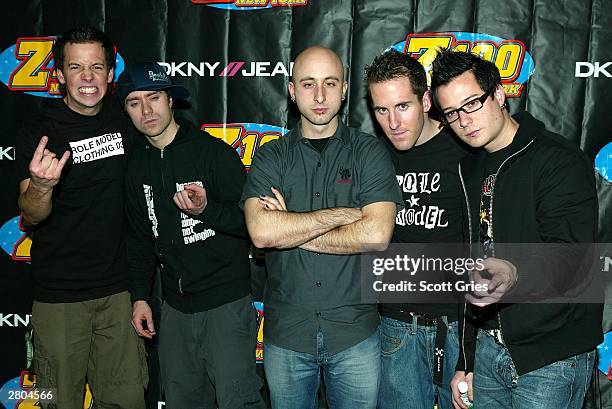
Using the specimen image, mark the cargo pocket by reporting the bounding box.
[232,377,264,408]
[137,338,149,388]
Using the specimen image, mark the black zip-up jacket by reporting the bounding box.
[456,111,603,375]
[127,118,251,313]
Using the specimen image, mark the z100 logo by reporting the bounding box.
[202,123,288,170]
[0,36,125,98]
[390,32,535,97]
[192,0,307,10]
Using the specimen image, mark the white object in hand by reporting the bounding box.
[458,381,473,408]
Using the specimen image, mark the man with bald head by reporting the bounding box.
[241,46,402,408]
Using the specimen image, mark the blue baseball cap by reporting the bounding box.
[116,62,190,103]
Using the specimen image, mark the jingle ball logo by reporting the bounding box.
[192,0,308,10]
[390,32,536,97]
[202,123,289,171]
[0,36,125,98]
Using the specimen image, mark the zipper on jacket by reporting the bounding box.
[489,140,533,349]
[160,148,167,192]
[458,163,472,372]
[159,146,184,293]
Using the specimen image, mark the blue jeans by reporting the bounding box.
[378,316,459,409]
[474,329,596,409]
[263,327,380,409]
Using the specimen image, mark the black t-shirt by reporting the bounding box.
[15,97,135,302]
[380,127,469,320]
[308,136,331,153]
[478,145,513,329]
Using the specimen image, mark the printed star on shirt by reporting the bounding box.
[407,195,420,207]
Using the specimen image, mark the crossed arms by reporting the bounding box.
[244,187,396,254]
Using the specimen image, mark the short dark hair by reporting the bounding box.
[52,26,116,72]
[430,49,501,103]
[365,50,427,99]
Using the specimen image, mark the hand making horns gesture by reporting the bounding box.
[28,136,71,191]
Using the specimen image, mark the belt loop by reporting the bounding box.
[410,314,418,334]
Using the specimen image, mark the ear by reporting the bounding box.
[422,89,432,113]
[494,84,505,107]
[342,81,348,99]
[56,68,66,85]
[288,81,295,101]
[107,67,115,84]
[169,96,173,109]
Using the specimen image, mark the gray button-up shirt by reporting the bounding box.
[241,121,402,355]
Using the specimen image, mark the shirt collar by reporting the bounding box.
[288,119,352,150]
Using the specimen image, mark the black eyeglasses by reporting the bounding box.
[442,88,493,124]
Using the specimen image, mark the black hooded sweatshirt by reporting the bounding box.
[127,118,251,313]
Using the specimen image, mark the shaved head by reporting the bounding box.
[288,46,348,138]
[292,46,345,83]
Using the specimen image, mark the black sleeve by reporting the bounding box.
[125,161,157,303]
[197,140,248,238]
[505,148,598,301]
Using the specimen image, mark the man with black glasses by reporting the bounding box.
[430,49,602,409]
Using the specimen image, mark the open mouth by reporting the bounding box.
[78,86,98,94]
[313,108,327,115]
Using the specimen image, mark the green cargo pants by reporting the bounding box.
[31,291,148,409]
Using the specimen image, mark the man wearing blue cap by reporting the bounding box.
[118,62,265,409]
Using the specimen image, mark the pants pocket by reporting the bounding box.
[380,321,406,356]
[228,377,264,409]
[137,338,149,388]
